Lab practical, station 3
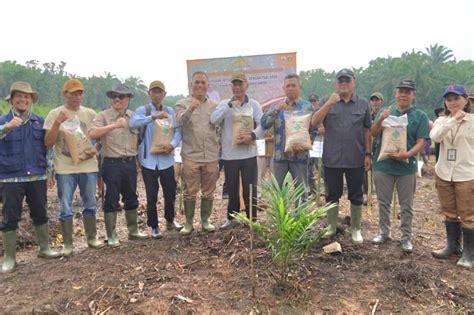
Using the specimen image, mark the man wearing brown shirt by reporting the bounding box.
[176,71,220,235]
[89,84,147,246]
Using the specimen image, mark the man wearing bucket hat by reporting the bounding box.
[129,80,182,238]
[176,72,220,235]
[0,82,61,272]
[210,73,264,228]
[371,79,429,253]
[89,83,147,246]
[311,68,372,244]
[44,79,104,256]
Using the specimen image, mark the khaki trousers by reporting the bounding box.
[435,176,474,228]
[182,158,219,201]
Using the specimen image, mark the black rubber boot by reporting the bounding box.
[457,227,473,269]
[432,221,462,259]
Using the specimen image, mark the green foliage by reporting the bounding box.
[1,43,472,120]
[232,173,335,284]
[298,44,474,119]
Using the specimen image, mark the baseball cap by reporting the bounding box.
[149,80,166,92]
[370,92,384,101]
[442,84,468,98]
[336,68,355,80]
[231,73,248,83]
[396,79,416,90]
[63,79,85,93]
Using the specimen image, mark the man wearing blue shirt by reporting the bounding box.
[129,81,182,238]
[261,74,314,200]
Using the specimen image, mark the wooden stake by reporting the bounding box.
[315,158,322,207]
[249,183,256,298]
[392,187,397,220]
[367,170,373,216]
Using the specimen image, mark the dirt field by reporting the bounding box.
[0,159,473,314]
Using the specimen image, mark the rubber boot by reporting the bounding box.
[350,204,363,244]
[34,223,61,258]
[457,227,473,269]
[125,209,148,240]
[180,200,195,236]
[60,220,74,257]
[104,212,120,247]
[82,216,105,249]
[323,204,338,238]
[432,221,462,259]
[201,199,216,232]
[1,231,16,273]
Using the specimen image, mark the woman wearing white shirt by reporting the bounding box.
[430,84,474,269]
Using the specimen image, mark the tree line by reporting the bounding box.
[1,44,473,118]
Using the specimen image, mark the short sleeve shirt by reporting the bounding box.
[372,106,430,176]
[91,108,138,158]
[321,94,371,168]
[44,105,98,174]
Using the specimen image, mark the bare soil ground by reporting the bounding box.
[1,159,473,314]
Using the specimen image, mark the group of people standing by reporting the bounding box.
[1,68,473,274]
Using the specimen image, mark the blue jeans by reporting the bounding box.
[56,172,97,221]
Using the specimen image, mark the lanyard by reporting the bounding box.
[449,120,463,146]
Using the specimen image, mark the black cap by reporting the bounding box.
[336,68,355,80]
[396,79,416,90]
[308,94,319,101]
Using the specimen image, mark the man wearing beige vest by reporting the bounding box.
[176,72,220,235]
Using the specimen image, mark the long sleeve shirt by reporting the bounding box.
[210,96,264,160]
[176,98,219,163]
[261,98,313,162]
[430,114,474,182]
[129,103,182,171]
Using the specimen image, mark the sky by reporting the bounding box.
[2,0,473,96]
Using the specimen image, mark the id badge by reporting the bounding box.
[447,149,457,161]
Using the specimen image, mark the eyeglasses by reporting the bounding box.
[310,99,318,103]
[337,77,353,84]
[110,94,128,100]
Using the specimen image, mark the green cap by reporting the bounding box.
[231,73,248,83]
[370,92,384,101]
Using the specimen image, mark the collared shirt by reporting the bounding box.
[261,98,314,162]
[176,98,219,163]
[129,103,182,171]
[372,106,429,176]
[320,94,371,168]
[430,114,474,182]
[91,108,138,158]
[210,96,264,160]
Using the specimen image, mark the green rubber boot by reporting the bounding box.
[350,204,364,244]
[34,223,61,258]
[60,220,74,257]
[125,209,148,240]
[82,216,105,249]
[104,212,120,247]
[323,204,339,238]
[180,200,195,236]
[1,230,16,273]
[200,199,216,232]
